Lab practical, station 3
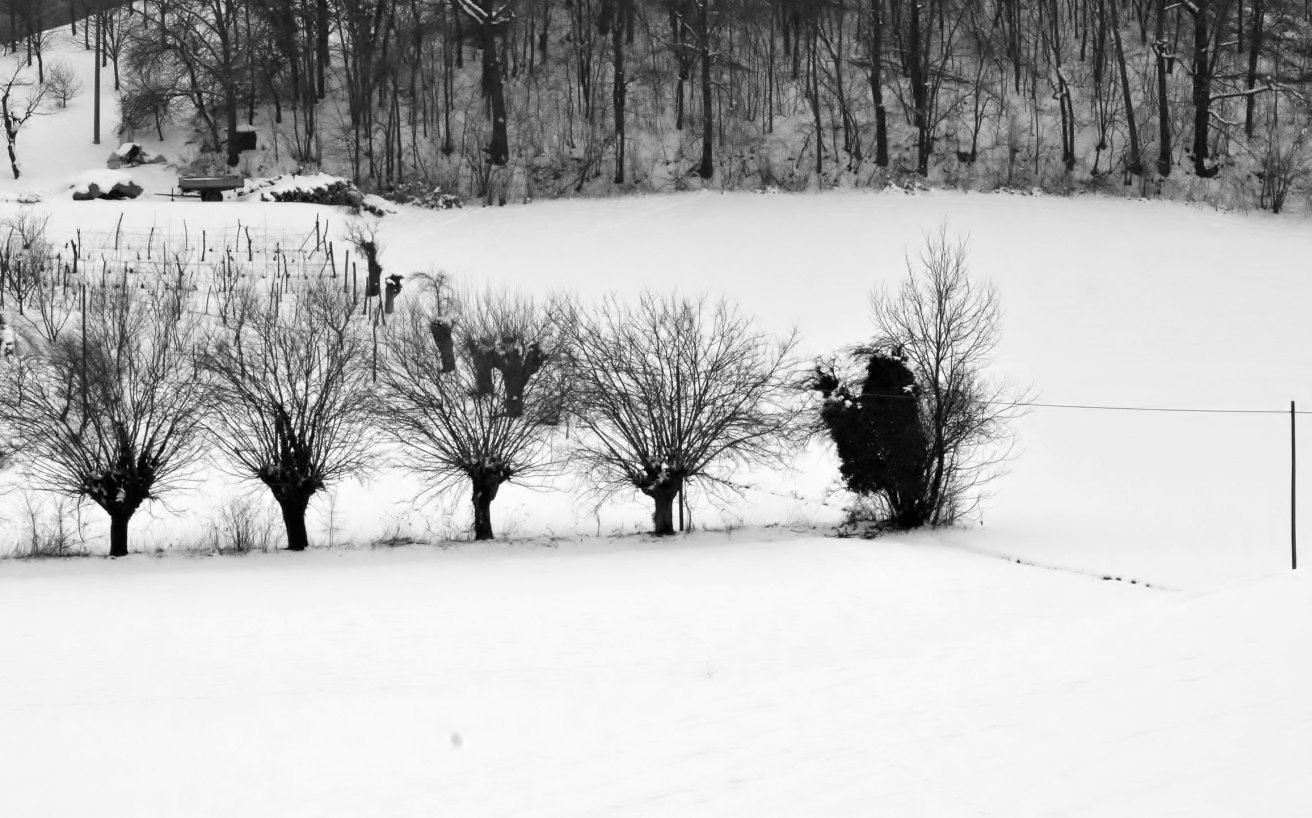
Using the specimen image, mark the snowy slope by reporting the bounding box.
[2,532,1308,817]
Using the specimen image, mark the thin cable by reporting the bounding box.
[1007,400,1308,416]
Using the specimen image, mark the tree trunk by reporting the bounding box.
[1155,0,1171,176]
[651,488,677,535]
[697,0,713,179]
[869,0,887,167]
[278,493,312,551]
[907,0,931,176]
[808,24,822,175]
[482,19,509,166]
[671,3,687,132]
[1190,0,1216,177]
[612,0,626,184]
[2,86,19,178]
[1244,0,1262,137]
[108,509,131,558]
[225,84,241,167]
[1109,0,1141,176]
[471,474,501,540]
[316,0,330,99]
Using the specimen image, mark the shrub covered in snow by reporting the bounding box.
[107,143,165,169]
[382,180,463,210]
[245,174,391,216]
[68,170,143,200]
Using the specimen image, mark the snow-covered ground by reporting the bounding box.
[3,532,1309,817]
[2,25,1311,818]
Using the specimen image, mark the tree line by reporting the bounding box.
[6,0,1309,205]
[0,222,1016,556]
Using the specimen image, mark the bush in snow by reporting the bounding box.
[1251,112,1312,215]
[382,180,463,210]
[568,293,804,536]
[0,209,52,315]
[206,497,279,556]
[43,61,81,109]
[818,230,1026,530]
[812,351,932,531]
[11,495,86,560]
[253,175,390,216]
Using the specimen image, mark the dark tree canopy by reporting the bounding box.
[815,351,932,530]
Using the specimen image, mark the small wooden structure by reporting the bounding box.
[174,175,246,202]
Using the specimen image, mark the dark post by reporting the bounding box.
[80,283,88,421]
[93,12,101,145]
[1293,401,1298,570]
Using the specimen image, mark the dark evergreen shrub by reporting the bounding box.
[815,350,932,530]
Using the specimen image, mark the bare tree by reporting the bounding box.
[127,0,251,165]
[0,209,73,348]
[867,228,1025,525]
[569,293,802,536]
[202,281,377,551]
[0,63,47,179]
[24,18,52,83]
[42,60,82,108]
[379,277,573,540]
[0,280,210,557]
[0,208,50,315]
[119,44,184,141]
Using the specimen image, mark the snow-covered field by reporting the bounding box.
[1,26,1311,818]
[2,530,1312,818]
[3,533,1309,817]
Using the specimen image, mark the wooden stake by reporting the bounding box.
[1293,401,1298,570]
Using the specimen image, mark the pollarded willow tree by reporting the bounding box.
[202,281,377,551]
[379,276,573,540]
[569,292,803,535]
[0,280,210,557]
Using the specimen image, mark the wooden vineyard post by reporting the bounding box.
[80,283,88,422]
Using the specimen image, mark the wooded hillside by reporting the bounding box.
[21,0,1312,207]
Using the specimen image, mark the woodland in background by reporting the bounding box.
[8,0,1312,209]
